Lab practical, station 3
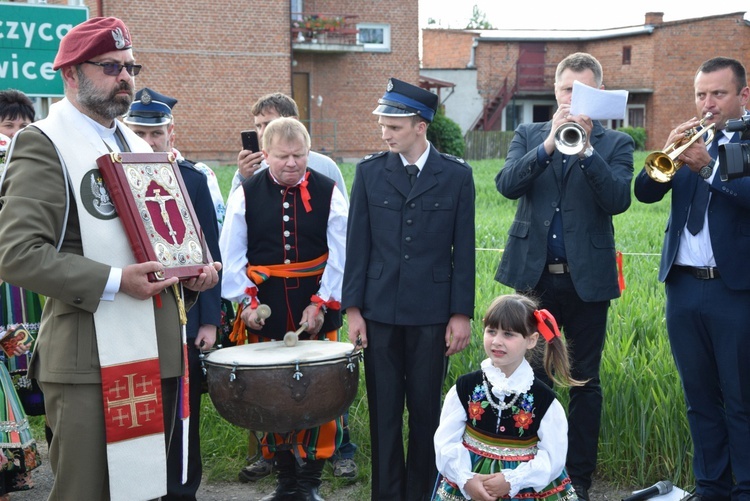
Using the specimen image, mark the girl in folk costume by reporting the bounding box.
[434,294,581,501]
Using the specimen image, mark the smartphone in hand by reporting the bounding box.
[240,130,260,152]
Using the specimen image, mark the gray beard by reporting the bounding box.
[76,68,133,122]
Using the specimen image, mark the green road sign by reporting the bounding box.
[0,3,88,96]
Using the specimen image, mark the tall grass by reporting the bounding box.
[201,154,694,491]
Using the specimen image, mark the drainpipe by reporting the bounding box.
[466,38,478,69]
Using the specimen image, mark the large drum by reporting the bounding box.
[204,340,360,433]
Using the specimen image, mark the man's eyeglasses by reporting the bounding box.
[83,61,142,76]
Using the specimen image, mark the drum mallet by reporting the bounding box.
[255,304,271,325]
[283,322,309,347]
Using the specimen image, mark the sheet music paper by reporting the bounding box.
[570,80,629,120]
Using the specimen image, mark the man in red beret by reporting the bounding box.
[0,16,221,501]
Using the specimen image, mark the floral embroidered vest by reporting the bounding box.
[455,369,556,438]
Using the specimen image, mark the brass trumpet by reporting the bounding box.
[645,113,716,183]
[554,122,587,155]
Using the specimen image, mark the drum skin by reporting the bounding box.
[204,341,360,433]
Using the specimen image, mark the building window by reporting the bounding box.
[622,46,631,65]
[291,0,303,20]
[357,23,391,52]
[627,105,645,128]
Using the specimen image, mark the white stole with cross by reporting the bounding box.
[34,99,167,501]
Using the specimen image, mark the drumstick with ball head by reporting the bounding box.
[284,322,309,347]
[255,304,271,325]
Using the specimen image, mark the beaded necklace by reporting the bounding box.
[482,371,521,414]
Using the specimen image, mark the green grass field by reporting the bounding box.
[196,153,694,493]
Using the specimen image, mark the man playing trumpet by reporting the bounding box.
[494,52,634,500]
[634,57,750,501]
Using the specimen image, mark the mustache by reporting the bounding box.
[113,80,133,97]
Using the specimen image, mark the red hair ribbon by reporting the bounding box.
[310,294,341,316]
[300,171,312,213]
[533,309,561,343]
[616,250,626,293]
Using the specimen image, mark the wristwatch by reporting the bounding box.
[579,145,594,160]
[699,159,716,180]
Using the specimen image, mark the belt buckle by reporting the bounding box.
[695,267,715,279]
[548,263,567,274]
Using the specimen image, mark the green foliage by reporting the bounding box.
[427,110,466,158]
[199,155,695,492]
[619,126,647,151]
[466,5,495,30]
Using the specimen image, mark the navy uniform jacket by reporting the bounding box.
[496,121,634,302]
[178,159,222,340]
[633,132,750,290]
[342,145,475,325]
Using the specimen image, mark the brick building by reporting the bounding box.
[421,11,750,151]
[3,0,420,163]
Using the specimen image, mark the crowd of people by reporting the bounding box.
[0,13,748,501]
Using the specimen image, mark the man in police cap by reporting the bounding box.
[0,17,220,501]
[124,87,222,501]
[342,78,476,500]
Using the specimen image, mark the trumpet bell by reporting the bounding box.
[644,152,681,183]
[554,122,587,156]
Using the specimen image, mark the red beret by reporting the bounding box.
[53,17,132,71]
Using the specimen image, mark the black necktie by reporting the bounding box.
[405,164,419,187]
[686,132,721,235]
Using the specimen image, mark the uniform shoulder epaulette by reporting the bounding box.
[440,152,469,167]
[359,150,388,164]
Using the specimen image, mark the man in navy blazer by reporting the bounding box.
[342,78,475,501]
[634,57,750,501]
[495,53,634,499]
[124,88,223,501]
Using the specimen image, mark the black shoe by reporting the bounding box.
[257,484,298,501]
[572,484,589,501]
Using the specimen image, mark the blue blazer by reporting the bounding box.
[178,160,222,340]
[342,145,476,325]
[495,121,634,302]
[634,132,750,290]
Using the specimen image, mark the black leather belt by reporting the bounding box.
[547,263,570,274]
[674,265,720,280]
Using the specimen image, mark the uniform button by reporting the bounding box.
[544,220,551,227]
[73,297,83,305]
[555,207,560,212]
[434,202,439,207]
[384,200,389,205]
[285,244,291,250]
[551,201,558,208]
[410,203,416,208]
[405,236,412,242]
[284,259,291,264]
[406,219,413,225]
[283,202,290,209]
[404,255,410,260]
[284,230,291,237]
[283,215,290,222]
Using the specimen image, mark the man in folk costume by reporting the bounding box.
[0,17,220,501]
[220,117,347,501]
